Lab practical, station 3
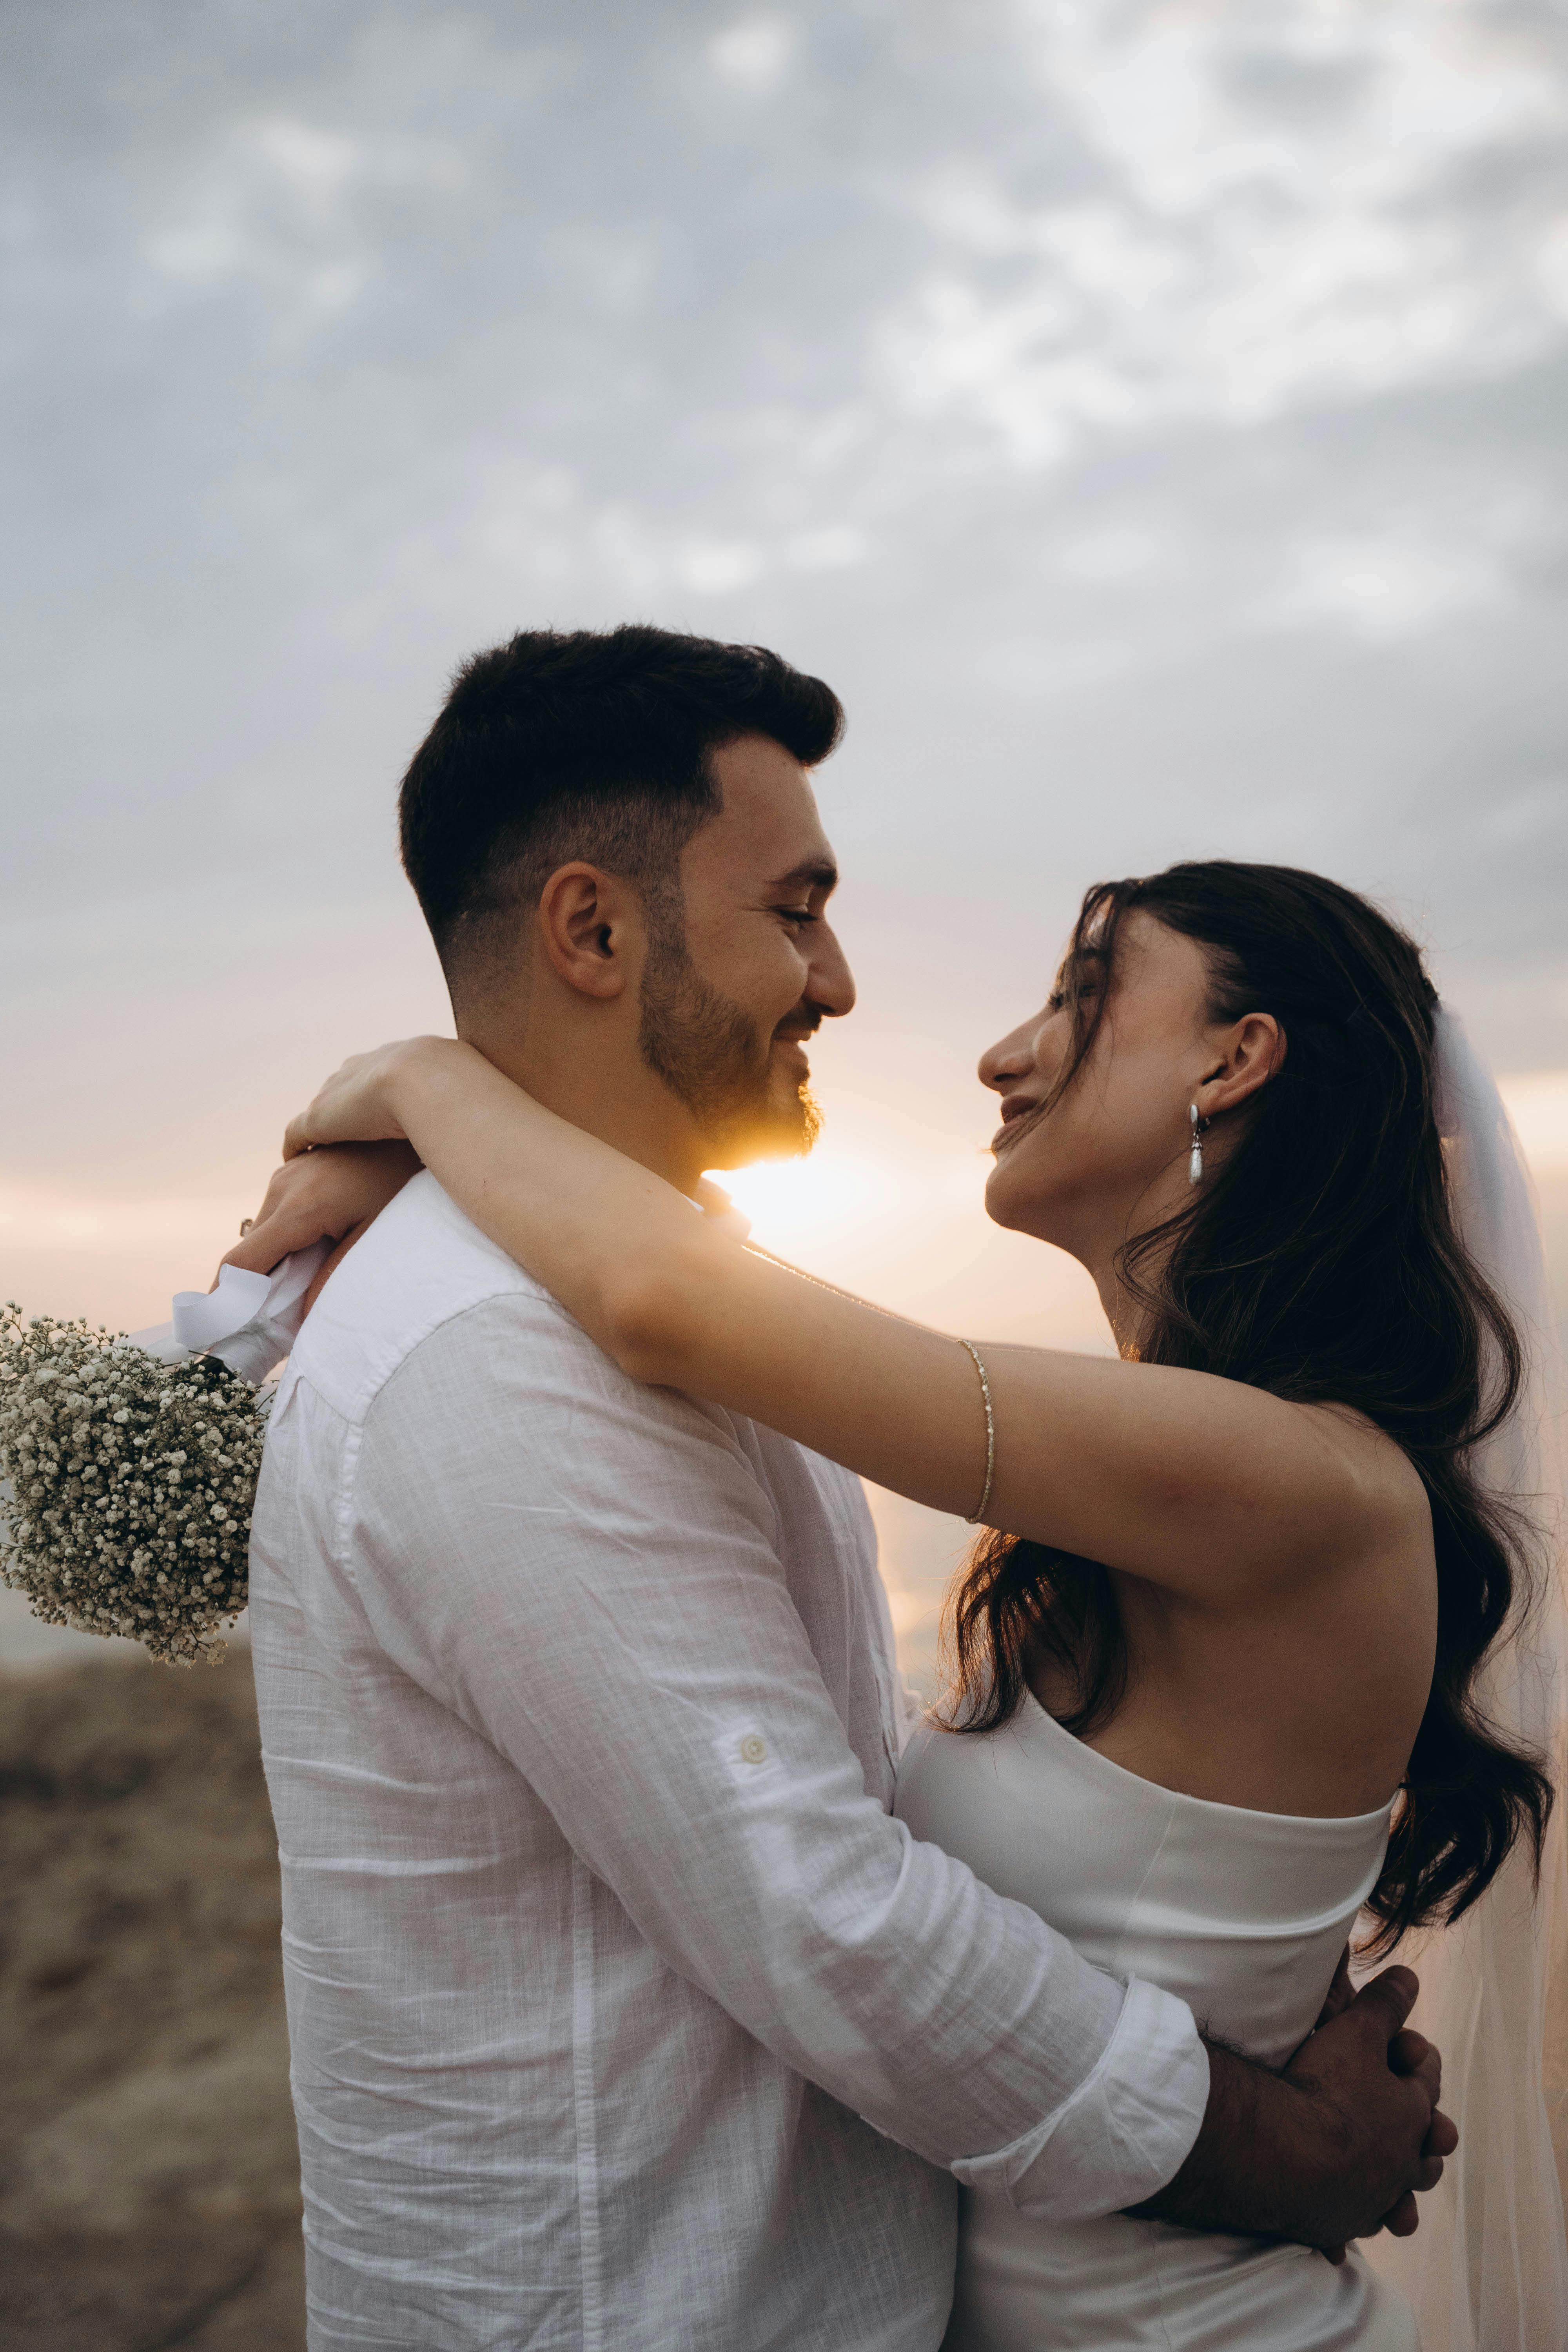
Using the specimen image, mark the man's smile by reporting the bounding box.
[772,1007,824,1075]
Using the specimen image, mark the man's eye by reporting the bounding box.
[778,907,815,928]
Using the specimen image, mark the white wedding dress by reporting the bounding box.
[896,1690,1421,2350]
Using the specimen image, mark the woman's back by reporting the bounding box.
[896,1697,1421,2350]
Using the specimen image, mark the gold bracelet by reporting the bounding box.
[959,1341,995,1524]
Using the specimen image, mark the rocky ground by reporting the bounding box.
[0,1647,304,2350]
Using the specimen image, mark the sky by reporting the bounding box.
[3,0,1566,1674]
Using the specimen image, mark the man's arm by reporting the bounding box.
[352,1294,1198,2222]
[1147,1985,1450,2250]
[347,1294,1445,2241]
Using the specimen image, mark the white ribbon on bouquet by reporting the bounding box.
[128,1243,330,1388]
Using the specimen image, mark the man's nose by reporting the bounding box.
[808,923,856,1019]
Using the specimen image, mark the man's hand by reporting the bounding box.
[221,1141,423,1304]
[1130,1965,1457,2251]
[1314,1946,1357,2029]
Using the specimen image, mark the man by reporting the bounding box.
[237,625,1448,2349]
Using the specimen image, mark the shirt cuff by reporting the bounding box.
[951,1976,1209,2223]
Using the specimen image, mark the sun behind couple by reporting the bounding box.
[234,625,1562,2352]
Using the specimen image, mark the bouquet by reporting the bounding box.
[0,1250,322,1666]
[0,1306,264,1664]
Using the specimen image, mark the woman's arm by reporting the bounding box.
[285,1039,1422,1609]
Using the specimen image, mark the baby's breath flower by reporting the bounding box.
[0,1303,269,1667]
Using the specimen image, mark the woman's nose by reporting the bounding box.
[978,1018,1042,1093]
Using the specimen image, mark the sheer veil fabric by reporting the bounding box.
[1358,1010,1568,2351]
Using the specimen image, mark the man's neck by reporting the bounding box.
[460,1018,709,1198]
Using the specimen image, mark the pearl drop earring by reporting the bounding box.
[1188,1103,1207,1186]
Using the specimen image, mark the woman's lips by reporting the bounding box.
[990,1095,1041,1152]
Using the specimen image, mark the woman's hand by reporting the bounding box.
[223,1140,423,1278]
[282,1038,457,1160]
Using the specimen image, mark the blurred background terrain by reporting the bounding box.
[0,1648,301,2350]
[2,2,1566,2343]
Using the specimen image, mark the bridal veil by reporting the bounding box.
[1359,1009,1568,2350]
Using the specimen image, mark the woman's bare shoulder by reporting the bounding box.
[1296,1399,1435,1552]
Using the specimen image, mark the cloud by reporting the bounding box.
[676,536,767,592]
[1256,512,1522,642]
[876,4,1568,464]
[137,113,467,335]
[707,15,797,94]
[2,0,1566,1352]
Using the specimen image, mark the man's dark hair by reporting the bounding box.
[399,624,844,992]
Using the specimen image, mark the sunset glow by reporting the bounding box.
[707,1145,880,1240]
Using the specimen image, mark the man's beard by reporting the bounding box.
[637,929,821,1165]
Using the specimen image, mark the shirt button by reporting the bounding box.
[739,1733,767,1765]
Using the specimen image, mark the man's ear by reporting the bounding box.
[537,863,642,1001]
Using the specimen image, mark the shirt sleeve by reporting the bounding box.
[347,1293,1209,2222]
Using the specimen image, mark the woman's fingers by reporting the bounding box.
[283,1052,396,1158]
[223,1160,334,1273]
[281,1040,441,1158]
[221,1142,423,1275]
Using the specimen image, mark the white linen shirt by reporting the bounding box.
[248,1174,1207,2351]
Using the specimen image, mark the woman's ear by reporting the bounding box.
[537,862,641,1001]
[1200,1012,1284,1118]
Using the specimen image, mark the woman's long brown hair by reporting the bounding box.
[944,861,1552,1953]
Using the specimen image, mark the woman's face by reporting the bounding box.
[980,911,1221,1252]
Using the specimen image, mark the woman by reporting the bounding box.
[260,860,1564,2348]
